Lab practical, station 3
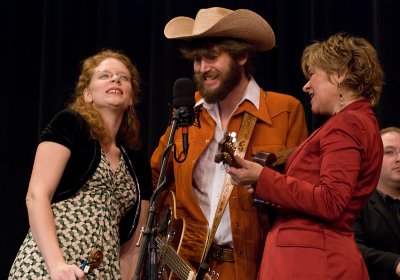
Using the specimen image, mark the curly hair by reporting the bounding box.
[301,33,385,107]
[179,37,258,78]
[69,49,142,149]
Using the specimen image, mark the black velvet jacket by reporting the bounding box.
[39,108,152,243]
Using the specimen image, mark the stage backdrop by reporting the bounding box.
[2,0,399,277]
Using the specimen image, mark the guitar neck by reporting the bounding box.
[253,146,297,169]
[272,147,296,167]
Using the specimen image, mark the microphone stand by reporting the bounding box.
[133,109,181,280]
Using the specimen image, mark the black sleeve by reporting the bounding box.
[40,109,95,203]
[39,108,87,150]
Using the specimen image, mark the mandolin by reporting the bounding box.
[215,132,295,172]
[215,132,296,211]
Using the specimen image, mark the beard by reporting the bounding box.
[193,59,243,104]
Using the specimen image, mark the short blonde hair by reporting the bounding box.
[301,33,385,107]
[380,126,400,136]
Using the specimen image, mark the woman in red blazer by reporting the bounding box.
[227,33,385,279]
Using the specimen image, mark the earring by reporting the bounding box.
[338,82,344,110]
[127,106,132,126]
[339,93,344,110]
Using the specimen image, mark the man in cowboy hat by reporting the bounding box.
[151,7,308,279]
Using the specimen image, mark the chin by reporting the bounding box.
[311,108,319,115]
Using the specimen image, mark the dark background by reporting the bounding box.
[2,0,399,277]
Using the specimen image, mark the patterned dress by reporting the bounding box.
[9,151,137,279]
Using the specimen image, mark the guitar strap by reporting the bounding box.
[202,112,258,263]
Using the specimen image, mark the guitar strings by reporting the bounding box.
[164,246,192,278]
[157,237,212,280]
[156,237,194,279]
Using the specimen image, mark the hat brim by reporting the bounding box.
[164,9,275,51]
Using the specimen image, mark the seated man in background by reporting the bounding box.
[353,126,400,280]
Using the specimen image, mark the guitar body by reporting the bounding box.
[155,190,210,280]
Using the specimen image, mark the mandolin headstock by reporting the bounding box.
[214,132,242,168]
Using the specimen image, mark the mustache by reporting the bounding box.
[194,71,219,83]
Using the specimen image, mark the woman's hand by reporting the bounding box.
[49,262,85,280]
[227,156,263,186]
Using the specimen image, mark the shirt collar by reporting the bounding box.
[377,189,400,204]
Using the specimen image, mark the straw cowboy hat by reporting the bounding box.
[164,7,276,51]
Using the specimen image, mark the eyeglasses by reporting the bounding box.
[94,70,131,82]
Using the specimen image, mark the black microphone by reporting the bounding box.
[172,78,195,157]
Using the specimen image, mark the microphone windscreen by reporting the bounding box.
[173,78,195,108]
